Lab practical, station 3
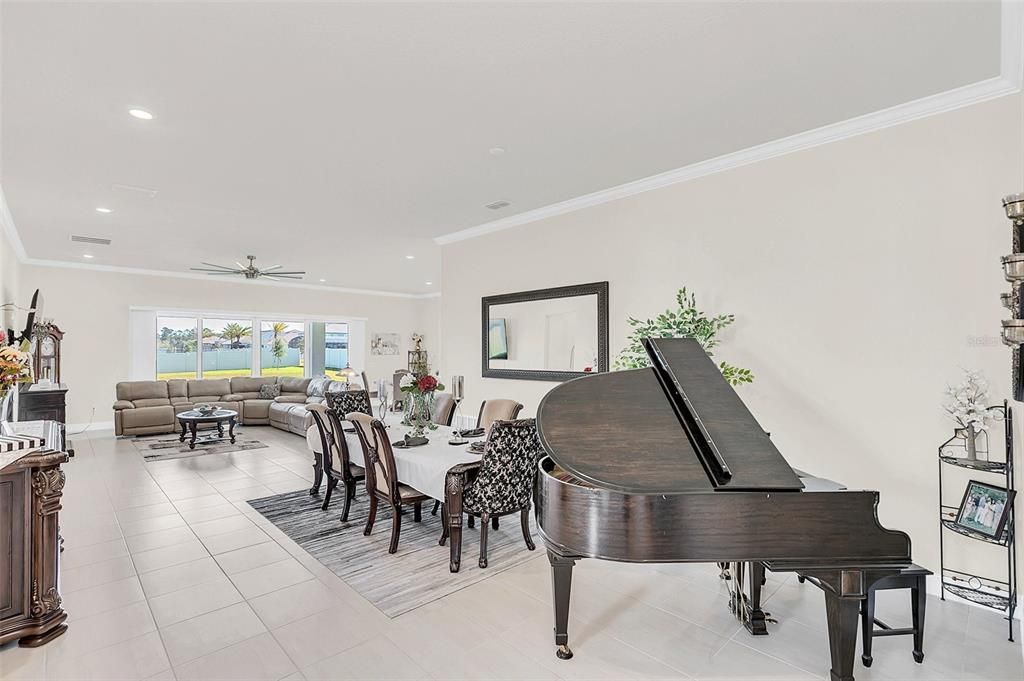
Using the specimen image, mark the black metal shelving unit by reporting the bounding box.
[938,401,1017,641]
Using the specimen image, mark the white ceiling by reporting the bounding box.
[0,1,1006,295]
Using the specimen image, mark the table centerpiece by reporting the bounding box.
[400,371,445,445]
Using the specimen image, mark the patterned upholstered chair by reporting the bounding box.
[451,418,541,568]
[349,413,431,554]
[326,389,372,420]
[476,399,524,431]
[307,403,365,521]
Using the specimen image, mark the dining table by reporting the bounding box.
[312,411,487,572]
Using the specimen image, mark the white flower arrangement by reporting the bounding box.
[943,369,991,432]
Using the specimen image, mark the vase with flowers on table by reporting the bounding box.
[399,372,445,446]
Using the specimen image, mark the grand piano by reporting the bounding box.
[534,337,912,681]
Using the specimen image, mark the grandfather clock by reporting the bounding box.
[33,325,63,385]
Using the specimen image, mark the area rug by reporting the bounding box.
[248,489,539,617]
[132,434,268,461]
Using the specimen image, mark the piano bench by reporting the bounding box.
[860,564,932,668]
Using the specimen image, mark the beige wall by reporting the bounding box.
[0,224,22,332]
[18,264,432,425]
[440,94,1024,583]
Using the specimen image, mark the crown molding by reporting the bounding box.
[21,257,438,299]
[436,5,1024,246]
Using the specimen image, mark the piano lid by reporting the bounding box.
[536,337,803,494]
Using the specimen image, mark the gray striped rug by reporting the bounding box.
[248,489,539,617]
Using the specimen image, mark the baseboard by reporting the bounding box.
[65,420,114,434]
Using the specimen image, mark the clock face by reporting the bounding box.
[40,336,55,356]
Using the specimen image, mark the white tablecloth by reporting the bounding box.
[342,413,481,501]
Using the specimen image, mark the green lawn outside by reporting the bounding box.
[157,366,348,381]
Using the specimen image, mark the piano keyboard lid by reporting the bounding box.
[536,338,803,494]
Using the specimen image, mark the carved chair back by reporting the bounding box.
[349,413,400,502]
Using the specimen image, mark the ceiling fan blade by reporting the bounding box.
[269,271,305,275]
[198,262,237,271]
[235,262,247,270]
[274,275,304,279]
[262,264,283,272]
[191,267,242,273]
[204,271,241,275]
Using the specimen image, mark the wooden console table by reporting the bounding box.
[0,421,69,647]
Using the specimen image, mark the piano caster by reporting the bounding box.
[556,645,574,660]
[861,655,872,668]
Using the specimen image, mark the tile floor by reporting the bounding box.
[0,425,1020,680]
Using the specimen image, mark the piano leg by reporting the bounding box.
[547,550,577,660]
[823,590,860,681]
[744,561,769,636]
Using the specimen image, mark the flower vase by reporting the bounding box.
[964,425,978,462]
[409,391,435,440]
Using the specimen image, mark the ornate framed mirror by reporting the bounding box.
[481,281,609,382]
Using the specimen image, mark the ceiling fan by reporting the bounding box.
[190,255,305,281]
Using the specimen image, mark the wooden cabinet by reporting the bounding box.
[18,385,67,424]
[0,447,68,647]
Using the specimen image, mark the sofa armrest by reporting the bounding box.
[222,394,245,401]
[113,400,135,410]
[274,395,307,404]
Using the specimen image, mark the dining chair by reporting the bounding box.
[307,403,365,521]
[441,418,542,568]
[432,392,456,426]
[349,412,431,554]
[476,399,524,431]
[326,389,372,419]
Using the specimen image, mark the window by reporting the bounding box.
[260,321,305,377]
[156,317,198,379]
[323,322,350,381]
[201,318,253,379]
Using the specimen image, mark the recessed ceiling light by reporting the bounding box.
[405,255,415,260]
[95,207,112,213]
[319,278,326,283]
[425,281,433,285]
[488,147,506,156]
[83,254,94,259]
[128,108,154,120]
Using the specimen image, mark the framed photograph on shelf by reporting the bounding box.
[954,480,1016,540]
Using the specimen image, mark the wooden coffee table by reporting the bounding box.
[176,409,238,450]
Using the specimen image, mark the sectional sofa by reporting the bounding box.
[112,376,355,437]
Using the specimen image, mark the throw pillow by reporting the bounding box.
[259,383,281,399]
[308,376,330,398]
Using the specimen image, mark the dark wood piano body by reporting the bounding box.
[534,338,911,681]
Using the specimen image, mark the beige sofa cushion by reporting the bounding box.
[167,380,188,400]
[115,380,169,403]
[186,379,231,402]
[243,399,273,420]
[230,377,278,394]
[279,377,312,395]
[121,405,175,430]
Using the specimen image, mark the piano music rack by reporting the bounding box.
[937,401,1017,641]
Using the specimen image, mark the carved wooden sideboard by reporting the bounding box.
[0,445,68,647]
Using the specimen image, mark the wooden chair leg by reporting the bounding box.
[521,507,535,550]
[861,589,875,667]
[431,500,440,516]
[340,480,354,522]
[320,476,335,511]
[478,512,490,568]
[491,516,499,530]
[468,515,475,529]
[414,502,422,522]
[911,577,926,663]
[389,505,402,554]
[363,496,378,536]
